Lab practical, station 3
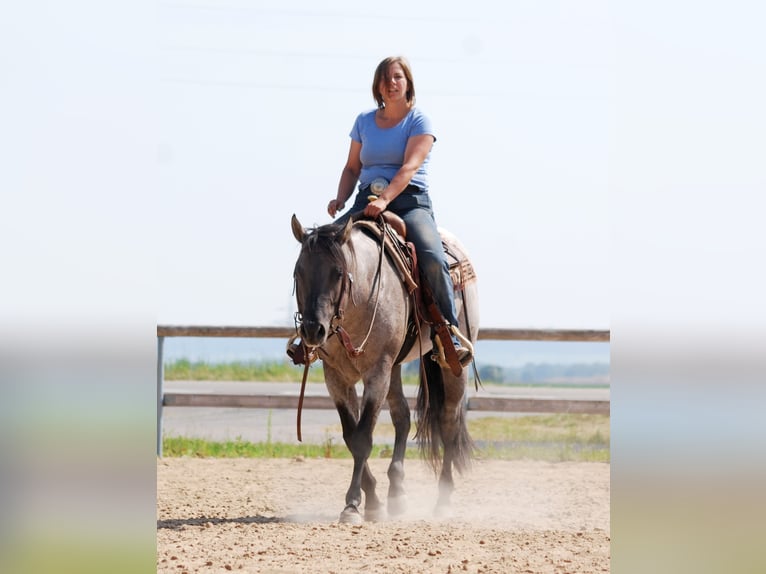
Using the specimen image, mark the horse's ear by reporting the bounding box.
[340,216,354,243]
[291,214,305,243]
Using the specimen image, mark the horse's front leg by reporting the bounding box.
[386,364,410,516]
[328,378,390,524]
[335,401,385,524]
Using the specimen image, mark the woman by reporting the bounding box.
[327,56,472,367]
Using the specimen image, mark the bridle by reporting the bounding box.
[294,219,387,360]
[328,230,386,358]
[291,220,387,440]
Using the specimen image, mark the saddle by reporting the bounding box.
[353,214,418,294]
[354,215,476,376]
[356,212,476,294]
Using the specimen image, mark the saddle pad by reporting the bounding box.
[440,228,477,291]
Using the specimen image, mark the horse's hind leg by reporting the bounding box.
[386,364,411,516]
[437,448,456,516]
[435,372,472,516]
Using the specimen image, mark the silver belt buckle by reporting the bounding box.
[369,177,389,196]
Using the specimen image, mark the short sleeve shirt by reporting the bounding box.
[349,108,436,192]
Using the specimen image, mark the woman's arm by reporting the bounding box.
[363,134,434,218]
[328,140,362,218]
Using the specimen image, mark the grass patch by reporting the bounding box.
[163,359,421,385]
[468,413,609,444]
[163,359,608,389]
[470,413,610,462]
[163,359,327,383]
[162,435,355,459]
[162,414,609,463]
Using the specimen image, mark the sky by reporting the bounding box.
[0,1,611,333]
[155,0,610,330]
[1,3,763,340]
[2,0,762,341]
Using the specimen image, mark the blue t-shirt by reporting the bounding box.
[349,107,436,192]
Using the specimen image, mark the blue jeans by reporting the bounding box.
[336,187,460,327]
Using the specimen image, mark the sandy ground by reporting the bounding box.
[157,457,610,573]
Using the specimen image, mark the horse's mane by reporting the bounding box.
[302,222,356,274]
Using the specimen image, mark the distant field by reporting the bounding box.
[163,359,609,387]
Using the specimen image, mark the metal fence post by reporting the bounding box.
[157,335,164,457]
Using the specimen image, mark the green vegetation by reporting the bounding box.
[164,435,377,460]
[162,413,609,463]
[163,358,422,385]
[468,413,610,462]
[163,358,608,387]
[164,358,327,382]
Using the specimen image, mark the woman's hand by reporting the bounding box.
[327,199,345,218]
[363,196,389,218]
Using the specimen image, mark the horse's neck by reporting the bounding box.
[352,221,418,293]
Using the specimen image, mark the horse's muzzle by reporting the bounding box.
[299,319,328,347]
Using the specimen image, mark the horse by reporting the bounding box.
[290,213,479,524]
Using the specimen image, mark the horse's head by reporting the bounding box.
[291,214,354,347]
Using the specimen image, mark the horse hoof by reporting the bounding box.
[339,506,363,525]
[364,506,386,523]
[387,495,407,517]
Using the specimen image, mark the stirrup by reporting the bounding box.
[431,325,474,371]
[450,325,474,366]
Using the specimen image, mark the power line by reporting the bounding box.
[158,1,480,25]
[160,76,367,93]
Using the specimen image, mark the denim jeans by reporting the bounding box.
[336,187,460,327]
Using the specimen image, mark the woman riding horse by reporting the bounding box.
[326,56,472,368]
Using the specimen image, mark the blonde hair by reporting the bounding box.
[372,56,416,109]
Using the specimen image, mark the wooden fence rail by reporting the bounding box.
[157,325,610,342]
[156,325,610,456]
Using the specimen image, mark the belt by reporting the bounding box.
[361,183,422,195]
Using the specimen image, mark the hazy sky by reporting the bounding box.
[156,0,609,329]
[10,1,761,340]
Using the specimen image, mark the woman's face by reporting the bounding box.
[378,63,408,105]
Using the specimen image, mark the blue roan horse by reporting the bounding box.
[291,214,480,524]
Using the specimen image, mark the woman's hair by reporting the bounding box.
[372,56,415,109]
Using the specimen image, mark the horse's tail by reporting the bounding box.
[415,357,473,475]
